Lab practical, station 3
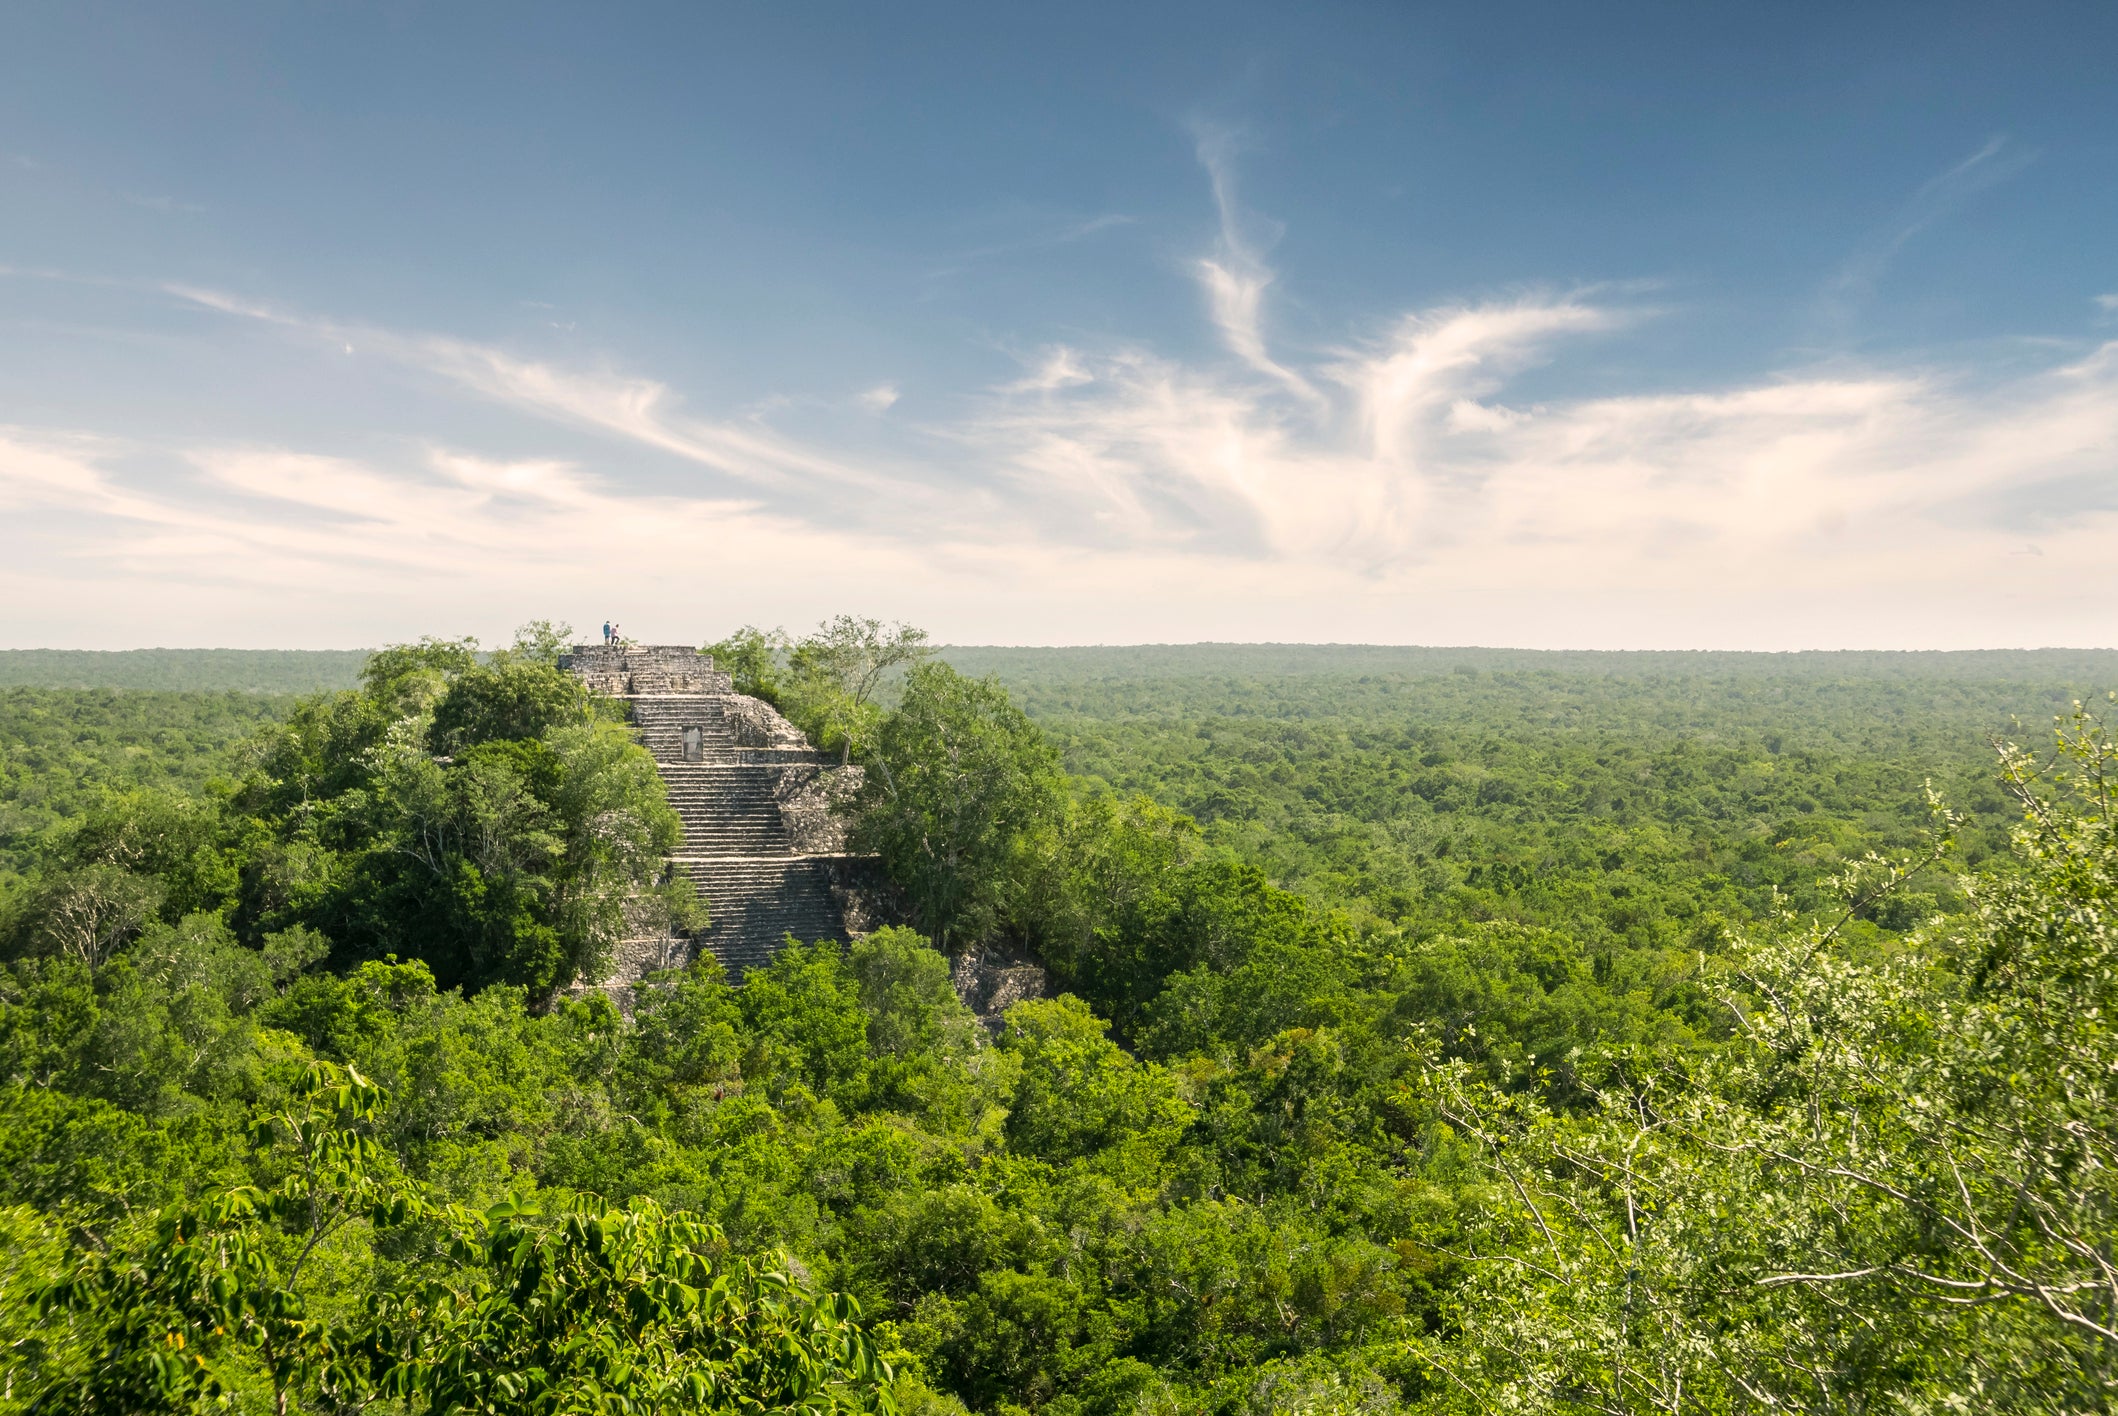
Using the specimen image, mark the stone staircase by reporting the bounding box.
[559,643,875,982]
[679,859,849,975]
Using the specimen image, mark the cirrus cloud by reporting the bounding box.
[6,184,2116,649]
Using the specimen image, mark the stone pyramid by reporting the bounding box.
[560,643,882,985]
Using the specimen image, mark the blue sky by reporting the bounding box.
[3,1,2114,649]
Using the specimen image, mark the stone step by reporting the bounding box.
[666,799,780,813]
[667,785,780,800]
[665,783,777,794]
[669,801,778,813]
[663,778,782,790]
[669,802,783,817]
[667,802,783,817]
[657,761,786,772]
[627,701,740,765]
[672,812,784,826]
[667,805,780,818]
[676,855,850,976]
[666,795,781,811]
[630,705,733,724]
[564,652,860,983]
[677,830,789,849]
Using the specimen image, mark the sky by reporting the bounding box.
[2,1,2115,651]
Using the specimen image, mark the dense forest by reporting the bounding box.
[1,630,2113,1414]
[0,650,370,694]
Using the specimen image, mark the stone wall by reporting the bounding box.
[775,762,864,853]
[722,693,814,750]
[558,643,735,697]
[949,944,1051,1028]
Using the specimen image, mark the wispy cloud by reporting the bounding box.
[160,284,936,511]
[965,290,2118,597]
[128,272,2118,604]
[410,335,891,491]
[1825,136,2037,319]
[949,212,1134,262]
[0,429,944,641]
[17,160,2118,649]
[163,282,299,324]
[1192,129,1322,406]
[922,211,1135,283]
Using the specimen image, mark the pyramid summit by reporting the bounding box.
[560,642,882,986]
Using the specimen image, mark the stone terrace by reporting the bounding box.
[560,643,875,981]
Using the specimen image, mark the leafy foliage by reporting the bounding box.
[222,634,679,998]
[370,1196,894,1415]
[1413,705,2118,1413]
[2,634,2113,1414]
[31,1062,895,1415]
[856,663,1064,949]
[712,617,933,765]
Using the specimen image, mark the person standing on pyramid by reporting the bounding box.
[603,620,613,646]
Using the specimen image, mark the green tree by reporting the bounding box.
[29,1062,899,1416]
[705,625,792,703]
[428,658,588,754]
[784,617,932,766]
[367,1196,897,1416]
[855,664,1063,949]
[1414,705,2118,1413]
[33,1063,395,1416]
[504,619,575,667]
[738,939,874,1109]
[232,645,680,1000]
[359,637,478,722]
[6,863,163,971]
[999,996,1188,1177]
[846,927,1002,1128]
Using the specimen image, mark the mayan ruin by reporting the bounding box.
[559,642,877,983]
